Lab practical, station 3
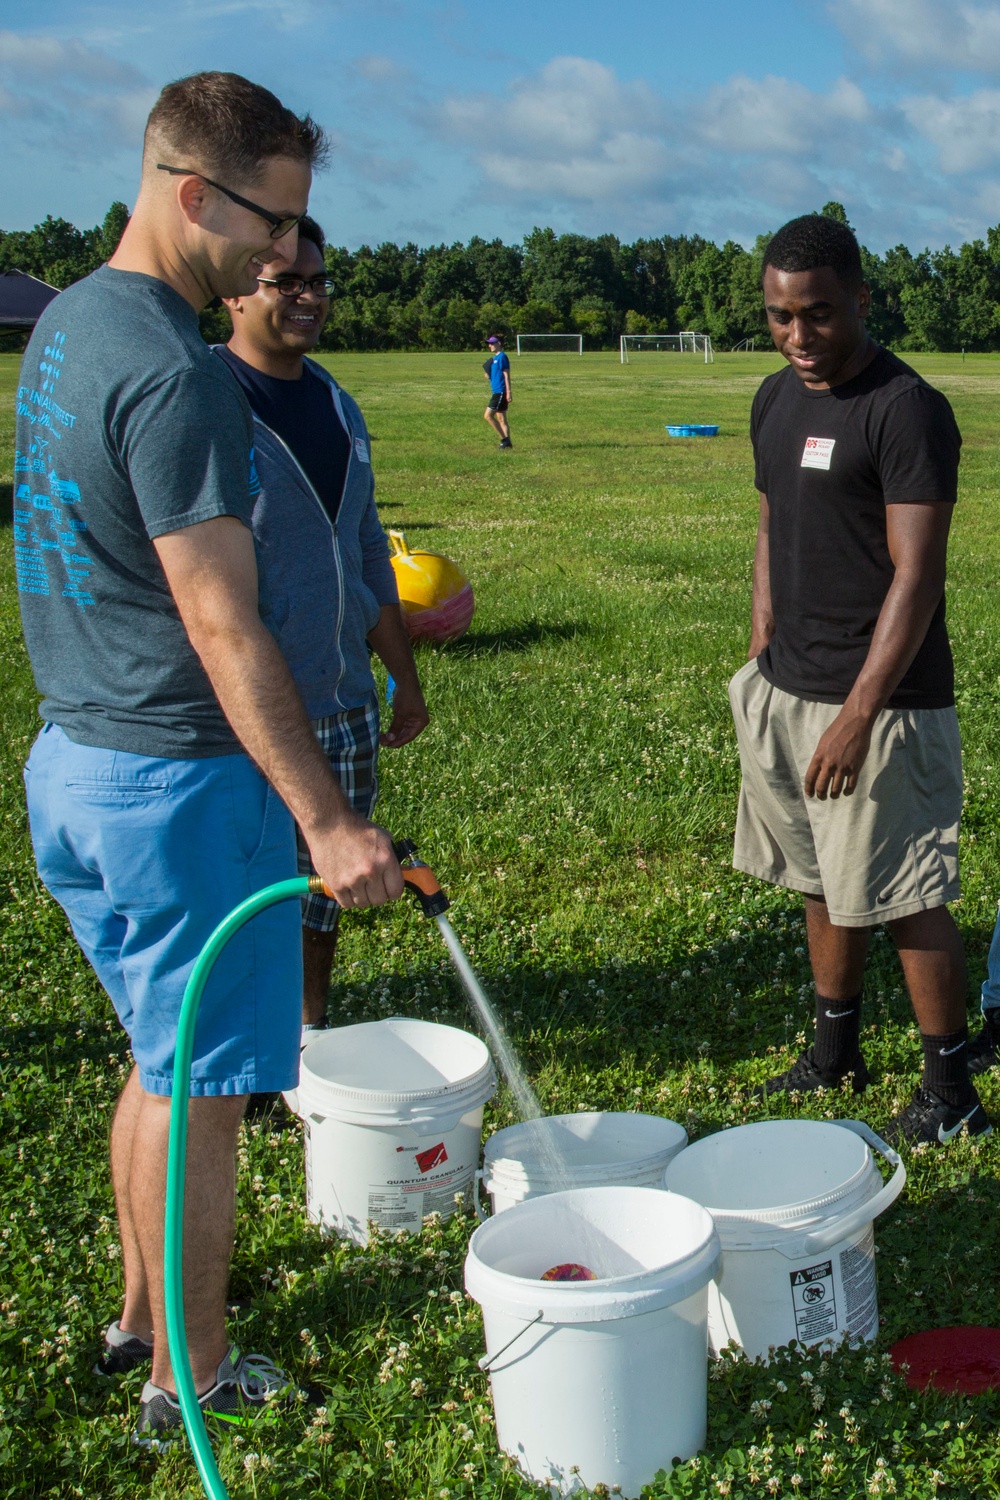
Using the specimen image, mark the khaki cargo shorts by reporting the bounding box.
[728,659,961,928]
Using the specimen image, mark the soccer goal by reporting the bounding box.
[620,332,714,364]
[515,333,584,356]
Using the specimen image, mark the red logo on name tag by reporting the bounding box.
[801,436,835,470]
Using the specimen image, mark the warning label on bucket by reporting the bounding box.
[840,1227,878,1341]
[366,1162,475,1233]
[789,1260,838,1342]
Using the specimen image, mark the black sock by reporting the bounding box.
[812,992,863,1075]
[921,1027,974,1107]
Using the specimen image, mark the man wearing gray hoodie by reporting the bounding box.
[220,215,429,1034]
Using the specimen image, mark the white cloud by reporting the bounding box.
[436,56,672,203]
[431,56,889,221]
[327,127,416,187]
[481,132,672,203]
[353,53,407,84]
[0,31,154,149]
[0,30,145,84]
[829,0,1000,71]
[698,75,871,155]
[902,88,1000,172]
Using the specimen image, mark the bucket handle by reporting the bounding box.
[786,1120,906,1260]
[478,1310,544,1372]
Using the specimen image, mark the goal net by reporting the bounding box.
[620,332,714,364]
[515,333,584,356]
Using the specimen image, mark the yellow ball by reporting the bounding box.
[389,531,475,643]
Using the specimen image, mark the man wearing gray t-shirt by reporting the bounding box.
[17,72,402,1446]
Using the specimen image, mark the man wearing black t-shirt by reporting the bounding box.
[729,213,989,1147]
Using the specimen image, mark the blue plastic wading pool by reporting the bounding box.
[665,424,720,437]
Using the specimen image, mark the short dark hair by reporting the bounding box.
[761,214,864,291]
[297,214,326,255]
[146,72,328,186]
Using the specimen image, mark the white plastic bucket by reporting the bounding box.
[465,1185,720,1498]
[296,1016,495,1244]
[480,1111,687,1215]
[664,1119,906,1360]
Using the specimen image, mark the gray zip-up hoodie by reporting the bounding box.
[243,357,399,719]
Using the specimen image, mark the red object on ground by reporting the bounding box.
[889,1326,1000,1394]
[541,1263,597,1282]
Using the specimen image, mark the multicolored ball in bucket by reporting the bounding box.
[389,529,475,644]
[541,1263,597,1282]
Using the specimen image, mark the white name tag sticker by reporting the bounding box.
[801,436,835,471]
[354,437,370,464]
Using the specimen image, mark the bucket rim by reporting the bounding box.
[483,1112,688,1177]
[664,1118,877,1225]
[465,1186,721,1324]
[299,1015,495,1110]
[484,1152,680,1191]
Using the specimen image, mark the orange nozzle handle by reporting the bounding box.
[393,838,450,917]
[308,840,450,917]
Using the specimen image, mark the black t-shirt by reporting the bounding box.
[750,347,961,709]
[215,346,350,525]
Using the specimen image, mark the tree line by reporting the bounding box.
[4,200,1000,354]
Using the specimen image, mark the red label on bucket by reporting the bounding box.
[415,1143,448,1173]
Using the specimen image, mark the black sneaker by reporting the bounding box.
[93,1320,153,1379]
[967,1011,1000,1075]
[760,1045,870,1099]
[882,1086,992,1148]
[498,438,513,449]
[132,1346,293,1450]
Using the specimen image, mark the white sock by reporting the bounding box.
[108,1320,153,1348]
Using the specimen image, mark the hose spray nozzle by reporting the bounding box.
[393,838,450,917]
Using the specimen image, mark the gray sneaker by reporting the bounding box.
[132,1346,292,1450]
[93,1320,153,1379]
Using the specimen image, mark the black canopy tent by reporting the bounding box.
[0,268,59,327]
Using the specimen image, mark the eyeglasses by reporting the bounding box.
[157,164,303,240]
[256,275,335,298]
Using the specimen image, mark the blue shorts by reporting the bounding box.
[24,723,302,1097]
[298,696,380,933]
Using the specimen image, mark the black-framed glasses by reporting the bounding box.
[256,275,335,298]
[156,163,303,239]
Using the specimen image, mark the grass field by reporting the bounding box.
[5,347,1000,1498]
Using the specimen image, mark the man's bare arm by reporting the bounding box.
[804,502,953,800]
[153,516,402,908]
[367,604,429,748]
[748,492,774,659]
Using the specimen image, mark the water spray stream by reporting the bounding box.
[435,912,542,1123]
[393,843,577,1196]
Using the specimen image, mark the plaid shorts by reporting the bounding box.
[298,694,380,932]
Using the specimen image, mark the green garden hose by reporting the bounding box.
[163,846,449,1497]
[164,876,311,1500]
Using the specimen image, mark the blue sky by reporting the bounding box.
[4,0,1000,253]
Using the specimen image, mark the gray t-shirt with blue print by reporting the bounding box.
[15,265,258,758]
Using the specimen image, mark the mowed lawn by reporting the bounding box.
[4,348,1000,1497]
